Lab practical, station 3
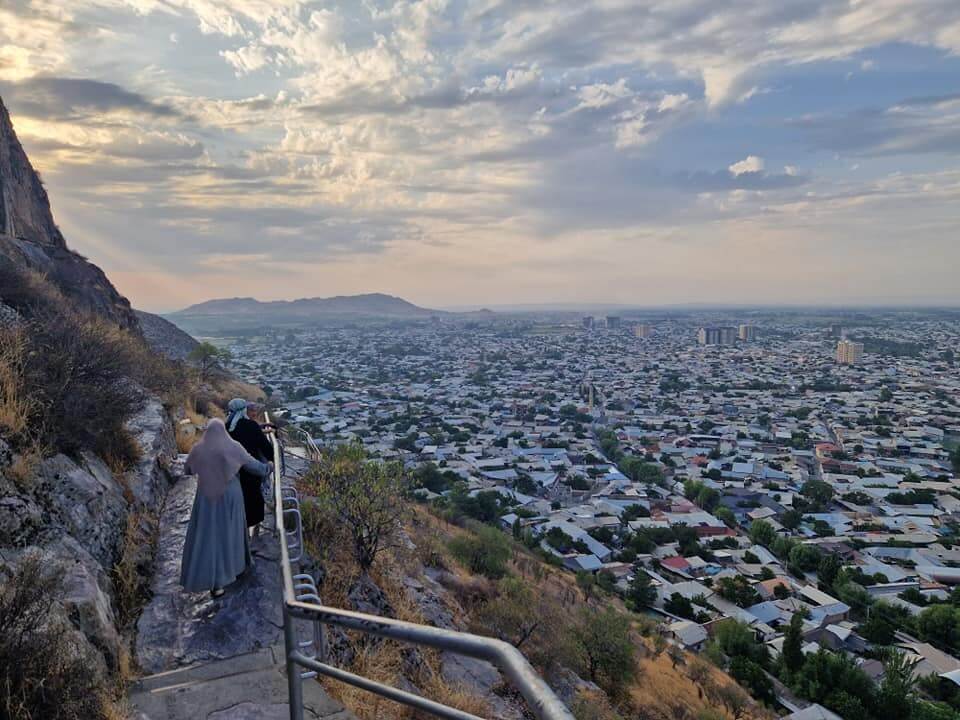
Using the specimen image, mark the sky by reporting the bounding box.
[2,1,960,313]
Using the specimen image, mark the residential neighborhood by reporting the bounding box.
[228,310,960,719]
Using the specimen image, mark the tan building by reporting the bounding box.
[837,339,864,365]
[635,324,653,339]
[738,324,757,342]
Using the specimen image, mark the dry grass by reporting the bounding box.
[111,511,159,631]
[175,421,199,454]
[6,443,42,490]
[305,511,490,720]
[0,327,33,438]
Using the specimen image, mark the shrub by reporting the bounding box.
[0,553,113,719]
[571,606,636,691]
[301,442,409,572]
[449,524,512,579]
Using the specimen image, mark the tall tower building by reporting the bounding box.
[606,316,622,329]
[698,327,737,346]
[837,339,864,365]
[635,324,653,339]
[738,324,757,342]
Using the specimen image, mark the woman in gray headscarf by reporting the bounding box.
[180,418,272,597]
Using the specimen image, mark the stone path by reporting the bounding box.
[130,464,353,720]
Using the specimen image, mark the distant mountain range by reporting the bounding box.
[174,293,441,318]
[166,293,456,332]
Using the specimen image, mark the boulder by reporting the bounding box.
[347,573,394,617]
[4,535,121,672]
[34,452,127,567]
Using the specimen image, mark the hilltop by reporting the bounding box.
[167,293,451,334]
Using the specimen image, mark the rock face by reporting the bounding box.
[0,96,138,330]
[0,400,176,674]
[135,310,200,361]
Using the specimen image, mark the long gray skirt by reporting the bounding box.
[180,476,251,592]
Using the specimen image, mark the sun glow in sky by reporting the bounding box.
[3,1,960,311]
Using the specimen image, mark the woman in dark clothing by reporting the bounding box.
[226,398,274,536]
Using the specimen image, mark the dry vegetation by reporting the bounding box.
[0,554,129,720]
[300,506,492,720]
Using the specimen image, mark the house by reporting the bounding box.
[667,621,709,650]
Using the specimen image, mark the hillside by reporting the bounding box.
[168,293,445,333]
[0,97,138,330]
[135,309,200,361]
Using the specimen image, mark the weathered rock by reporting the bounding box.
[347,573,394,617]
[0,486,44,547]
[3,535,121,672]
[33,452,127,568]
[547,667,602,707]
[0,436,11,467]
[125,398,176,510]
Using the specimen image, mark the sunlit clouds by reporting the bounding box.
[2,0,960,310]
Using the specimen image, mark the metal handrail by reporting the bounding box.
[267,414,574,720]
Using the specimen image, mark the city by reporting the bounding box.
[221,310,960,718]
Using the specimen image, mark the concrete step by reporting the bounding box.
[130,651,354,720]
[133,647,278,693]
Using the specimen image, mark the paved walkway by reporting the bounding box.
[130,460,352,720]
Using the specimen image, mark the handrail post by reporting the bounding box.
[284,601,304,720]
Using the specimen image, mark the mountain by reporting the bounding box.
[170,293,444,328]
[135,309,200,361]
[0,97,138,330]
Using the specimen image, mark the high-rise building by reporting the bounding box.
[606,316,622,329]
[830,324,845,339]
[738,324,757,342]
[583,316,595,330]
[698,326,737,346]
[635,324,653,339]
[837,339,864,365]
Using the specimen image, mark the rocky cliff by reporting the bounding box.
[0,96,138,330]
[135,309,200,361]
[0,96,179,701]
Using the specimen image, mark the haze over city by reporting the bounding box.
[3,1,960,311]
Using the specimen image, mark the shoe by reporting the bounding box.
[211,587,225,598]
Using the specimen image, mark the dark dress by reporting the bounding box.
[228,416,274,527]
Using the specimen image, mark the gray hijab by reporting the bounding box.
[226,397,248,432]
[185,418,255,500]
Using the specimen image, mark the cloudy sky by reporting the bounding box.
[3,0,960,312]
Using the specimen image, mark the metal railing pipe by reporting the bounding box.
[266,415,574,720]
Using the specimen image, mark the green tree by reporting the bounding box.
[918,605,960,653]
[781,612,805,674]
[665,592,696,620]
[188,341,230,379]
[818,553,842,589]
[448,524,512,579]
[477,577,548,649]
[573,607,636,689]
[877,652,917,720]
[626,570,657,609]
[749,519,776,547]
[303,442,408,571]
[788,544,822,574]
[715,506,736,528]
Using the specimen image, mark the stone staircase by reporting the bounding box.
[129,646,351,720]
[129,460,354,720]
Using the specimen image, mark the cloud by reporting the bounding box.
[792,93,960,157]
[728,155,765,175]
[2,0,960,308]
[0,76,180,120]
